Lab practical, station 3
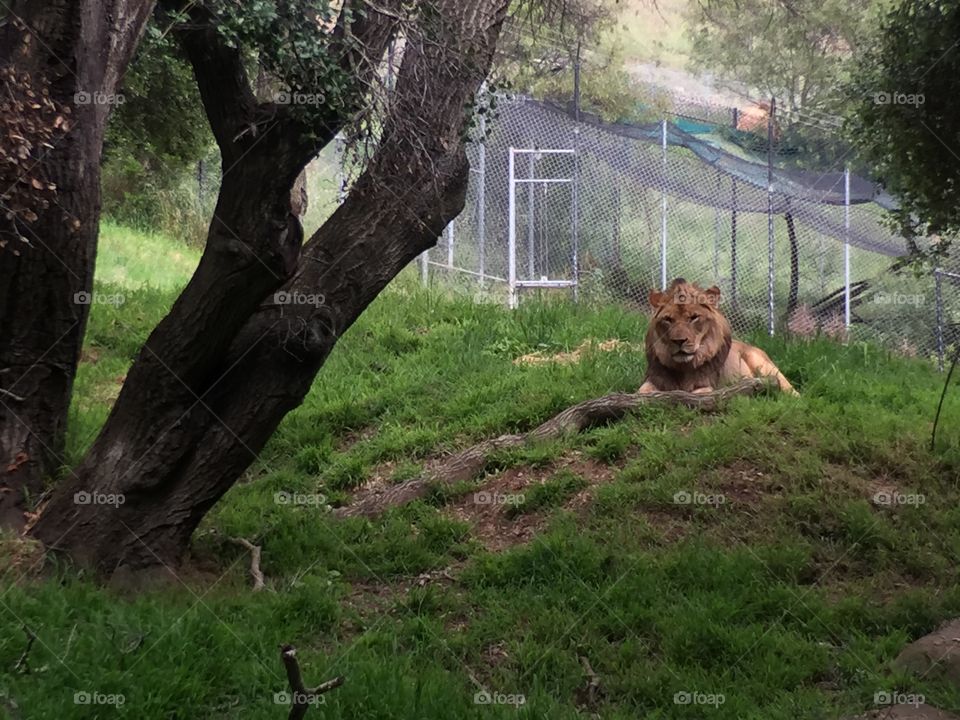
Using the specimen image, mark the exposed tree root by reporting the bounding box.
[335,378,775,518]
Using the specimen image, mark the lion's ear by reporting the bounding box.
[704,286,721,306]
[649,289,665,308]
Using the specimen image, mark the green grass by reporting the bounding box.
[4,223,960,718]
[97,220,201,290]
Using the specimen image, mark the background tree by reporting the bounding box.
[688,0,876,114]
[0,0,156,528]
[100,26,213,236]
[847,0,960,262]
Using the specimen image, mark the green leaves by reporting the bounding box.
[847,0,960,259]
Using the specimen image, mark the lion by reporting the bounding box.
[637,278,797,395]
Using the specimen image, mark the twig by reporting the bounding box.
[14,626,36,674]
[63,623,77,661]
[229,537,265,591]
[578,654,602,708]
[121,632,148,655]
[280,644,344,720]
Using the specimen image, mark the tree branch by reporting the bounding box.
[228,537,264,591]
[280,645,344,720]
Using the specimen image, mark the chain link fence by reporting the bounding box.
[412,94,956,367]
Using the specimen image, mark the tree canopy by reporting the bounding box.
[848,0,960,259]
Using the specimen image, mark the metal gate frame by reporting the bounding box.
[507,147,578,308]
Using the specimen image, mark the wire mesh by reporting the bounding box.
[398,94,952,361]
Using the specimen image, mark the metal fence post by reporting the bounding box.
[446,220,454,268]
[527,153,536,278]
[477,108,486,284]
[731,178,738,309]
[844,167,851,328]
[713,168,720,281]
[766,97,776,336]
[571,40,581,302]
[660,119,668,289]
[508,147,518,309]
[420,250,429,286]
[935,268,945,372]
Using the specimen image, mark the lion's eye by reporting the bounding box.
[661,317,672,325]
[689,314,700,321]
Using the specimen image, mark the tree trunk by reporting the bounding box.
[31,0,511,574]
[0,0,155,529]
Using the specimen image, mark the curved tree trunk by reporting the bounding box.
[31,0,511,574]
[0,0,155,529]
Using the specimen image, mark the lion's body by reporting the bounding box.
[638,279,797,395]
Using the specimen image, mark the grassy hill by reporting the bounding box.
[3,225,960,719]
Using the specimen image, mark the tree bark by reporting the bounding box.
[31,0,511,574]
[0,0,155,529]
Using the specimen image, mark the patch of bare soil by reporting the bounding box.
[335,425,378,453]
[711,460,778,507]
[444,451,619,551]
[337,564,464,641]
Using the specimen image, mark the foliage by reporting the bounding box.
[847,0,960,262]
[100,16,215,241]
[687,0,878,113]
[525,40,654,122]
[203,0,354,121]
[498,0,649,122]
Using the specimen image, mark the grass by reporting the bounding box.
[3,223,960,718]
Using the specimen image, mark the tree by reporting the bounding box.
[847,0,960,260]
[688,0,876,114]
[29,0,513,574]
[100,25,214,231]
[0,0,156,528]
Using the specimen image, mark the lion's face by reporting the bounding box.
[645,279,731,369]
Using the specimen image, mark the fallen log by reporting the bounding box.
[335,378,775,518]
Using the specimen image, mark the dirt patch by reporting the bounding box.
[512,338,641,366]
[335,425,378,453]
[711,460,777,507]
[444,452,619,551]
[338,564,464,641]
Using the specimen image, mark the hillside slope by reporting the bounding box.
[3,225,960,719]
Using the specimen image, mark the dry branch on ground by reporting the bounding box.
[335,378,775,518]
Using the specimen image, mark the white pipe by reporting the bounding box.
[660,119,668,289]
[844,167,851,328]
[508,147,517,309]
